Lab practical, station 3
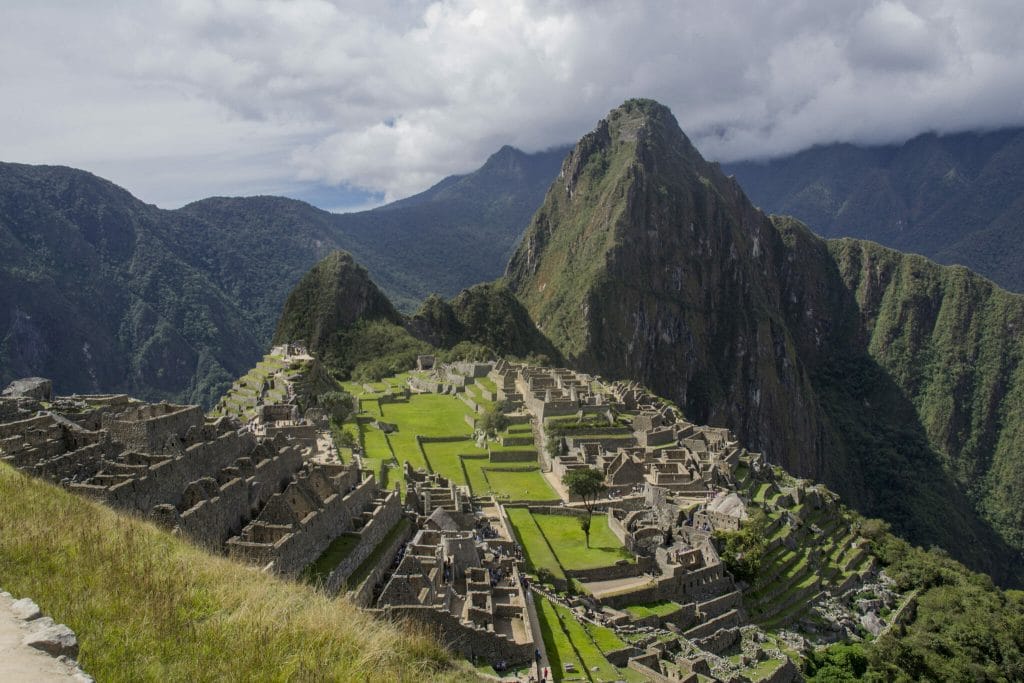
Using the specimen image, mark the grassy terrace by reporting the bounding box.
[622,600,682,620]
[348,518,412,589]
[303,532,361,583]
[507,508,566,580]
[536,594,643,682]
[0,464,463,682]
[534,513,633,571]
[507,509,633,578]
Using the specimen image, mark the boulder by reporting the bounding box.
[23,622,79,658]
[860,611,884,637]
[10,597,42,621]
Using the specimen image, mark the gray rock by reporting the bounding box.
[23,622,79,658]
[10,597,42,621]
[860,611,884,637]
[856,598,882,613]
[0,590,11,599]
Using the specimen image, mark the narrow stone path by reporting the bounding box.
[0,593,89,682]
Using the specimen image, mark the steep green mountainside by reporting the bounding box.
[180,144,568,314]
[0,163,262,406]
[507,99,1024,585]
[273,250,557,380]
[0,146,565,404]
[724,129,1024,292]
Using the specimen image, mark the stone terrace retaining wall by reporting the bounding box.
[324,491,404,595]
[346,517,414,607]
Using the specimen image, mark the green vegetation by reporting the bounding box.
[481,468,557,501]
[725,128,1024,293]
[0,464,460,682]
[302,533,361,584]
[533,513,632,571]
[534,594,638,682]
[713,510,769,582]
[506,508,565,581]
[622,601,682,620]
[347,518,412,589]
[508,509,631,578]
[851,519,1024,681]
[504,98,1024,585]
[562,468,607,515]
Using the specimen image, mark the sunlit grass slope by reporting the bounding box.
[0,463,473,683]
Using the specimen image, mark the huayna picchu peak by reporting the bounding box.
[507,99,1024,587]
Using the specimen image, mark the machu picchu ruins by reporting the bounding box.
[0,347,920,682]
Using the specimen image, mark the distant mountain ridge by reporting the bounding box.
[724,128,1024,292]
[0,145,567,404]
[506,99,1024,585]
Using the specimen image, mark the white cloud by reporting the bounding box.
[1,0,1023,207]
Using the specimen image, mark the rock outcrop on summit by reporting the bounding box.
[506,99,1024,585]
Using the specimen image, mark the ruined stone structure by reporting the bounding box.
[375,506,535,667]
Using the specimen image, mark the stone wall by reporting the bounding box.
[89,431,258,512]
[564,556,654,582]
[228,473,385,576]
[346,515,414,607]
[175,445,304,548]
[324,491,404,594]
[377,605,534,666]
[102,404,203,454]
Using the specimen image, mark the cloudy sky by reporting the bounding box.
[2,1,1023,210]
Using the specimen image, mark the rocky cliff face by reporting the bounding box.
[507,99,1024,584]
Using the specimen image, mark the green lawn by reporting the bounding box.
[622,600,682,620]
[347,518,411,589]
[359,422,392,459]
[506,508,565,581]
[532,513,633,571]
[476,377,497,394]
[483,469,558,501]
[536,595,580,680]
[379,394,472,435]
[461,456,493,496]
[536,595,636,682]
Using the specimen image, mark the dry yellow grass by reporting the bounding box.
[0,463,476,682]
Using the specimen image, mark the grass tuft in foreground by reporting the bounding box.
[0,463,470,683]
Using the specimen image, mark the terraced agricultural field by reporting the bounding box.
[535,594,644,682]
[507,509,633,577]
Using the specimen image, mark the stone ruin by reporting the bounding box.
[0,374,405,588]
[372,500,536,667]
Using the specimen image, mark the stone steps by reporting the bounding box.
[683,608,740,640]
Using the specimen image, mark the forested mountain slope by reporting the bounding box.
[507,99,1024,585]
[0,146,566,404]
[725,128,1024,292]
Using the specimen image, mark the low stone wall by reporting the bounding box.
[604,645,642,667]
[346,517,414,607]
[566,555,655,582]
[324,492,404,594]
